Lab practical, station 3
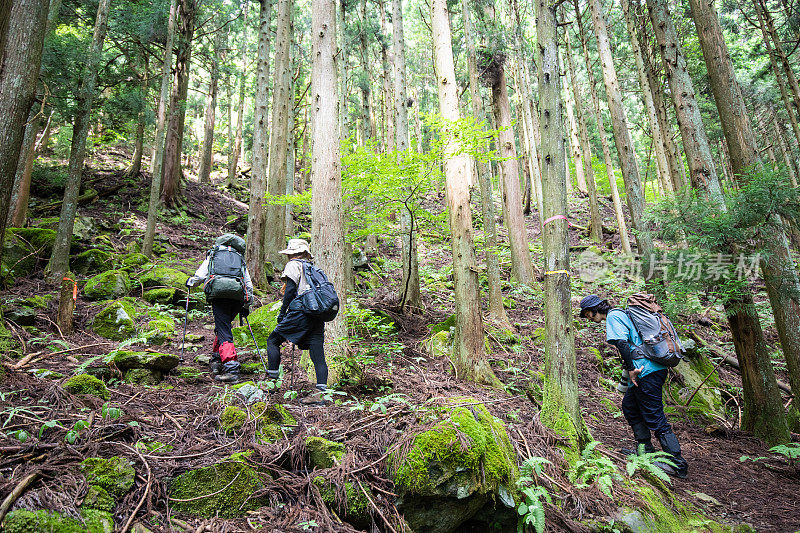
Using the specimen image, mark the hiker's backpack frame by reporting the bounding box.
[289,260,340,322]
[203,244,249,302]
[622,306,685,368]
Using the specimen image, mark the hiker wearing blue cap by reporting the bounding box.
[579,294,688,479]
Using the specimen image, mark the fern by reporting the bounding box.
[516,476,551,533]
[568,441,620,497]
[626,446,678,485]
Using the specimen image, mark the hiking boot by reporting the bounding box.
[657,431,688,479]
[621,422,655,456]
[214,361,240,384]
[209,354,222,375]
[300,386,327,406]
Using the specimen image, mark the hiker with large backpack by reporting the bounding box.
[579,293,689,479]
[186,233,253,384]
[266,238,338,405]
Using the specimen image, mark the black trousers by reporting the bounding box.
[211,298,243,345]
[621,369,672,438]
[267,330,327,386]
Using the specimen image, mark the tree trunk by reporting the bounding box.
[160,0,196,207]
[311,0,348,364]
[774,116,798,186]
[379,0,394,152]
[564,29,602,242]
[758,0,800,118]
[575,0,631,254]
[690,0,800,434]
[227,2,249,186]
[198,31,221,184]
[246,0,273,287]
[431,0,498,387]
[535,0,589,447]
[564,82,587,195]
[143,0,178,257]
[8,108,42,227]
[337,0,347,140]
[463,0,511,328]
[45,0,109,281]
[490,65,536,286]
[265,0,293,270]
[0,0,49,260]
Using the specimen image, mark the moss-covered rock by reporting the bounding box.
[79,456,135,498]
[431,314,456,335]
[424,330,450,358]
[0,318,15,356]
[92,300,137,340]
[169,460,268,518]
[113,350,179,373]
[72,249,113,276]
[232,302,280,348]
[64,374,110,400]
[1,227,57,281]
[83,270,131,301]
[30,368,64,380]
[219,405,247,434]
[390,401,518,533]
[140,266,189,290]
[1,509,113,533]
[313,476,372,530]
[142,287,177,305]
[305,436,345,469]
[252,402,296,443]
[82,484,115,512]
[671,353,723,421]
[120,253,150,269]
[142,318,176,345]
[21,294,53,309]
[123,368,162,385]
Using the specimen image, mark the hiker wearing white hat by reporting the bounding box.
[266,239,328,405]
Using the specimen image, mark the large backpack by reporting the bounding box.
[292,260,340,322]
[622,293,684,368]
[203,234,248,302]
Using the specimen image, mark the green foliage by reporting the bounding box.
[567,441,620,497]
[626,446,678,485]
[741,443,800,470]
[515,457,552,533]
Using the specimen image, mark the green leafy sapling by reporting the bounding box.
[568,441,621,497]
[516,456,553,533]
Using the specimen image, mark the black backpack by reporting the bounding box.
[203,234,248,302]
[292,261,339,322]
[622,293,684,368]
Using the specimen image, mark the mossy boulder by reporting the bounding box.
[232,301,280,348]
[143,287,177,305]
[92,300,137,340]
[64,374,109,400]
[219,405,247,434]
[120,253,150,269]
[169,460,268,518]
[306,436,345,469]
[389,401,518,533]
[140,266,189,290]
[72,249,113,276]
[112,350,179,372]
[3,305,37,326]
[83,270,131,301]
[82,484,115,512]
[123,368,162,385]
[424,330,450,358]
[1,227,56,281]
[0,319,15,356]
[253,402,296,443]
[1,509,113,533]
[671,353,724,420]
[142,318,176,345]
[79,456,136,498]
[431,314,456,335]
[313,475,372,530]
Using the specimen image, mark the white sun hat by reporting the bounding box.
[278,238,313,258]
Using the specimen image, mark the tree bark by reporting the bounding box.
[0,0,49,260]
[379,0,394,152]
[227,2,249,187]
[246,0,273,287]
[564,82,587,195]
[8,108,42,227]
[160,0,196,207]
[45,0,109,281]
[535,0,589,447]
[575,0,631,254]
[311,0,348,363]
[198,31,221,184]
[690,0,800,435]
[431,0,498,387]
[757,0,800,119]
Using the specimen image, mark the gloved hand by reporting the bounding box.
[186,276,200,287]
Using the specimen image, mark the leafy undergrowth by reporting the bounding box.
[1,156,799,532]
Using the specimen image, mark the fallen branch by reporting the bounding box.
[11,342,113,370]
[119,443,153,533]
[356,479,398,533]
[168,471,241,503]
[0,471,40,523]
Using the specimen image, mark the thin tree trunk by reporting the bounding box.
[246,0,273,286]
[8,108,42,227]
[431,0,498,387]
[337,0,347,140]
[127,55,148,178]
[0,0,49,256]
[576,0,631,254]
[758,0,800,118]
[690,0,800,436]
[774,115,798,186]
[536,0,588,447]
[160,0,196,207]
[198,31,221,184]
[227,2,249,186]
[45,0,109,281]
[564,82,587,195]
[285,67,295,238]
[311,0,348,364]
[379,0,394,152]
[359,0,371,146]
[565,28,602,243]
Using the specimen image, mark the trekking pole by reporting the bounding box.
[180,287,190,361]
[243,316,268,374]
[289,343,297,392]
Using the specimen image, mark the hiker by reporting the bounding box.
[579,294,689,479]
[186,233,253,384]
[266,238,329,405]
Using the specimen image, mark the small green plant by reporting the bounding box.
[368,393,411,414]
[626,445,678,485]
[741,443,800,470]
[516,456,552,533]
[65,419,90,444]
[7,429,30,443]
[568,441,620,497]
[38,419,64,438]
[101,403,123,420]
[298,520,318,530]
[284,390,298,401]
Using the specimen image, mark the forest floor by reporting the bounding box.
[1,154,799,533]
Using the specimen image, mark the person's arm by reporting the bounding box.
[608,338,636,371]
[278,278,298,323]
[187,257,210,287]
[243,266,254,301]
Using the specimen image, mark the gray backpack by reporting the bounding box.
[623,293,684,368]
[203,234,248,302]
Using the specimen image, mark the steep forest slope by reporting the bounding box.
[1,156,799,533]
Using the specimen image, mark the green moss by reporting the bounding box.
[630,480,732,533]
[71,249,113,275]
[143,288,177,305]
[540,378,585,462]
[31,368,64,380]
[0,318,17,356]
[254,402,296,426]
[22,295,53,309]
[140,266,189,290]
[92,300,137,340]
[79,456,135,498]
[174,366,204,380]
[390,402,518,497]
[82,485,115,512]
[306,436,345,468]
[112,350,178,372]
[1,509,113,533]
[83,270,131,301]
[219,405,247,434]
[64,374,109,400]
[424,330,450,358]
[135,439,174,454]
[232,302,280,348]
[313,476,372,529]
[124,368,161,385]
[240,361,266,374]
[431,314,456,335]
[142,318,176,345]
[2,227,56,278]
[119,253,150,269]
[169,461,267,518]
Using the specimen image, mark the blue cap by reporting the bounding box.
[579,294,606,317]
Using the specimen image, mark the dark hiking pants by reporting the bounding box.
[267,330,328,387]
[211,298,243,346]
[621,369,672,438]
